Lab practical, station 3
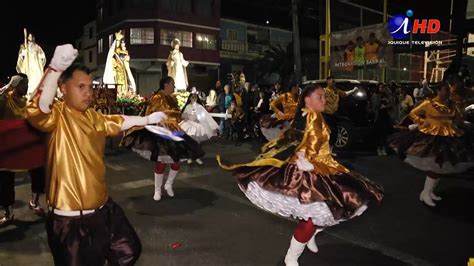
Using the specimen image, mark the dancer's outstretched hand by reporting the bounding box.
[147,112,167,124]
[408,124,418,131]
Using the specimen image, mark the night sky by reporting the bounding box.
[1,0,461,82]
[1,1,96,81]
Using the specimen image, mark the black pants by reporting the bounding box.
[0,166,45,207]
[322,113,338,146]
[0,171,15,207]
[46,198,142,266]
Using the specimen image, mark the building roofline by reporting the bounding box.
[128,58,219,66]
[220,18,292,33]
[98,19,220,35]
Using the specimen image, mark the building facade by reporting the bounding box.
[219,18,292,85]
[96,0,220,96]
[85,0,296,95]
[76,21,99,77]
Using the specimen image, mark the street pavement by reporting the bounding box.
[0,138,473,266]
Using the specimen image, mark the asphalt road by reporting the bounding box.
[0,138,472,266]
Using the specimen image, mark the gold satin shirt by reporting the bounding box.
[0,91,27,119]
[270,92,298,120]
[294,109,348,175]
[324,87,346,115]
[409,97,463,137]
[26,95,124,211]
[146,91,182,131]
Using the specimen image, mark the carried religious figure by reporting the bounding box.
[16,29,46,97]
[103,30,137,96]
[166,39,189,91]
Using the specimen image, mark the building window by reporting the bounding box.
[247,27,270,44]
[89,51,93,63]
[195,33,216,50]
[130,28,155,44]
[109,34,114,47]
[227,30,238,41]
[194,0,212,16]
[247,30,257,43]
[98,39,103,54]
[89,27,94,39]
[160,29,192,47]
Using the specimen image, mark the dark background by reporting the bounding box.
[1,0,466,81]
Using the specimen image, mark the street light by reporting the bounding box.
[403,67,407,71]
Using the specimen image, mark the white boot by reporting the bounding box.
[284,236,307,266]
[430,178,442,201]
[419,176,437,207]
[164,169,179,197]
[306,228,323,253]
[153,173,164,201]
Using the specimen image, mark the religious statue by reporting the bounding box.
[166,38,189,91]
[16,29,46,97]
[103,30,137,96]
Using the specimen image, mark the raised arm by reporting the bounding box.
[341,87,358,97]
[120,112,167,131]
[26,44,78,132]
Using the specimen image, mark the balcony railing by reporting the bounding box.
[220,40,270,55]
[220,40,246,52]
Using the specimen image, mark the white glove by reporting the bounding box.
[465,104,474,112]
[49,44,78,71]
[120,112,167,131]
[408,124,418,131]
[296,152,314,172]
[147,112,167,124]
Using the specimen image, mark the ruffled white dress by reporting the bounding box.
[179,103,219,143]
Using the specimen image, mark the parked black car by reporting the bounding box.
[302,79,378,150]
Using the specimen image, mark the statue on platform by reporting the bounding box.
[16,29,46,97]
[103,30,137,96]
[166,39,189,91]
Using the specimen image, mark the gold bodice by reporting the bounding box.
[409,97,463,137]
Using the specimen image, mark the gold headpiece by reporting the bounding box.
[115,30,124,41]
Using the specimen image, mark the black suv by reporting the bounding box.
[302,79,378,150]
